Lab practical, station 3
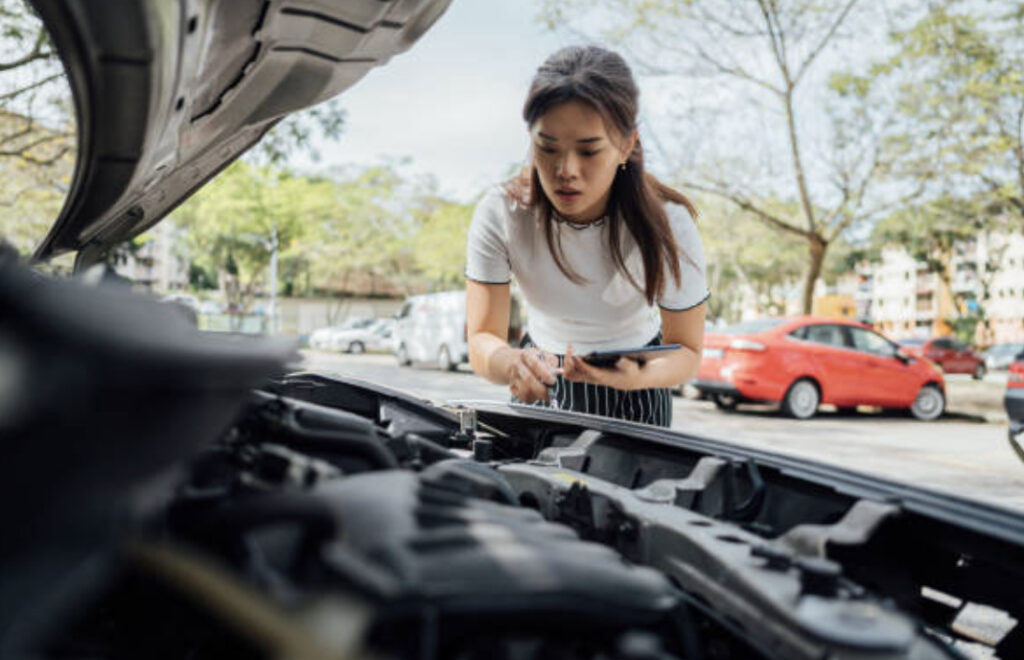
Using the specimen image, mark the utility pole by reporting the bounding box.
[268,223,278,334]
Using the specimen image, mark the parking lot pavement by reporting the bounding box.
[299,350,1024,513]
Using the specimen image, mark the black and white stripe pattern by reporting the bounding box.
[512,334,674,427]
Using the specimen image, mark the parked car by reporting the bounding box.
[326,317,393,354]
[898,336,986,379]
[308,316,375,351]
[392,290,468,370]
[7,2,1024,659]
[1007,350,1024,460]
[693,316,946,420]
[984,342,1024,371]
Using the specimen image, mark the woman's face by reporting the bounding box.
[531,100,636,223]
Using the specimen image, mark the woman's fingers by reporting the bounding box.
[525,350,556,386]
[509,351,554,403]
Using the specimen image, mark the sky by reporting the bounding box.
[306,0,573,202]
[295,0,891,209]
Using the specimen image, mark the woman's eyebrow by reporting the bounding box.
[536,132,604,143]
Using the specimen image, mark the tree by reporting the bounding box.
[412,198,474,289]
[865,2,1024,226]
[292,162,424,301]
[538,0,912,313]
[0,0,75,255]
[699,197,806,320]
[174,162,338,314]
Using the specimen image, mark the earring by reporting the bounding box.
[619,162,627,171]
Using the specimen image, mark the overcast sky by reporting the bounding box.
[307,0,568,201]
[304,0,874,206]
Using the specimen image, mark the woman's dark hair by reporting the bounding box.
[507,45,698,305]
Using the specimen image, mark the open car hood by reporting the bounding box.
[29,0,451,269]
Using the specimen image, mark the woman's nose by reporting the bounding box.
[556,153,579,179]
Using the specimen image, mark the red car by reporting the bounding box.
[1007,352,1024,459]
[693,316,946,420]
[897,337,986,379]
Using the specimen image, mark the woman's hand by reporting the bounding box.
[562,344,642,390]
[507,348,560,403]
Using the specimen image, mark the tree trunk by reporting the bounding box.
[802,235,827,314]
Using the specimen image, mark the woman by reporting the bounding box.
[465,45,708,427]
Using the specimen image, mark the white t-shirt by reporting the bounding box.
[465,187,709,355]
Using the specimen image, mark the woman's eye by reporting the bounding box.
[537,145,557,154]
[580,150,600,157]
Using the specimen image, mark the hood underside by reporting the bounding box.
[29,0,451,269]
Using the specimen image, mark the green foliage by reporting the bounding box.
[174,162,337,311]
[699,197,806,321]
[869,1,1024,222]
[412,198,474,288]
[171,159,467,306]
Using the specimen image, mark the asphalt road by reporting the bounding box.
[298,350,1024,514]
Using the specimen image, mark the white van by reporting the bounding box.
[392,290,468,371]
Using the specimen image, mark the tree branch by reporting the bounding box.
[690,41,784,96]
[680,180,812,239]
[0,72,63,103]
[0,28,53,72]
[793,0,860,85]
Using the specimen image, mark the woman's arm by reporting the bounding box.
[563,302,706,390]
[466,280,557,401]
[466,280,515,383]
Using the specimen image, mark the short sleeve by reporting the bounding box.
[465,188,512,284]
[658,203,710,311]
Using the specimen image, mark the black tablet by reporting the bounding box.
[581,343,682,368]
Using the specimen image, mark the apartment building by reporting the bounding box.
[113,221,189,293]
[978,232,1024,344]
[869,233,1024,344]
[870,247,918,338]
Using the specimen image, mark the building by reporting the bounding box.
[869,232,1024,344]
[113,221,189,293]
[870,247,917,338]
[977,232,1024,344]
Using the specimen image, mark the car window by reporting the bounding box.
[932,338,952,349]
[720,319,787,335]
[395,303,411,319]
[803,324,847,348]
[788,326,808,340]
[848,327,896,357]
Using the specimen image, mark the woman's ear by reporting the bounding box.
[623,130,639,163]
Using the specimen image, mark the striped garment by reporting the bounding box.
[512,333,674,428]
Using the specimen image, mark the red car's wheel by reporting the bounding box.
[910,385,945,421]
[781,378,819,420]
[712,393,739,411]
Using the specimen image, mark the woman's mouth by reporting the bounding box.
[555,188,581,202]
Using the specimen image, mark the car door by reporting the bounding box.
[797,323,860,404]
[846,327,922,406]
[929,338,954,371]
[949,339,974,373]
